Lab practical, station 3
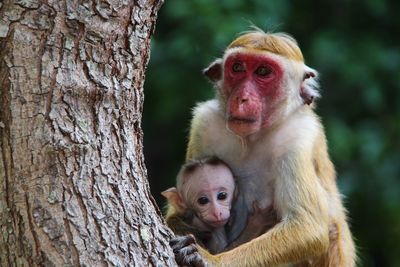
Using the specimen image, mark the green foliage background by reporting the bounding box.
[143,1,400,266]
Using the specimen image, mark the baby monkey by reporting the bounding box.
[162,156,276,254]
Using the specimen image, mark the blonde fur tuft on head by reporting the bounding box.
[227,30,304,62]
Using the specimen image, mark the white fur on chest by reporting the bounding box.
[193,100,320,210]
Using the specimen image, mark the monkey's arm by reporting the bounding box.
[166,209,211,241]
[166,214,198,236]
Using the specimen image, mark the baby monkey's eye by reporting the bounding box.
[217,192,228,200]
[198,196,209,205]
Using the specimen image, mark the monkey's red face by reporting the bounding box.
[223,52,284,137]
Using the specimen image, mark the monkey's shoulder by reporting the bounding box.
[268,108,323,155]
[283,108,321,136]
[189,100,238,157]
[192,99,223,125]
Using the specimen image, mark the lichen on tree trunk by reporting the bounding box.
[0,0,176,266]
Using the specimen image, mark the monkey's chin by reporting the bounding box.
[228,118,260,137]
[207,219,229,228]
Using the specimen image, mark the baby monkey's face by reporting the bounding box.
[183,163,235,228]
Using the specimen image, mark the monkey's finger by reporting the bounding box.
[187,253,206,267]
[252,200,261,212]
[174,244,206,267]
[170,234,196,251]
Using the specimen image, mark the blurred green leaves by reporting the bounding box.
[143,1,400,266]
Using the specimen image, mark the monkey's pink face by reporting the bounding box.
[186,164,235,229]
[223,52,284,137]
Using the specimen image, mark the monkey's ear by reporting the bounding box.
[300,66,320,105]
[203,58,223,82]
[161,187,187,213]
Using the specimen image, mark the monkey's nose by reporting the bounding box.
[214,211,223,220]
[236,95,248,104]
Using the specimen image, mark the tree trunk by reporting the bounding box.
[0,0,176,266]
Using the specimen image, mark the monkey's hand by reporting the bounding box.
[226,201,278,250]
[247,201,278,231]
[170,234,207,267]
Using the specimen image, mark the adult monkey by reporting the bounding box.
[169,30,356,267]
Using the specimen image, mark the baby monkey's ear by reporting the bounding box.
[161,187,187,214]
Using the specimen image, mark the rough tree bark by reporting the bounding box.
[0,0,176,266]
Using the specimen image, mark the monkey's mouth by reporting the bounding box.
[228,116,257,124]
[227,115,261,137]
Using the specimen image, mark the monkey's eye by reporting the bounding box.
[217,192,228,200]
[255,66,272,76]
[198,196,209,205]
[232,62,245,72]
